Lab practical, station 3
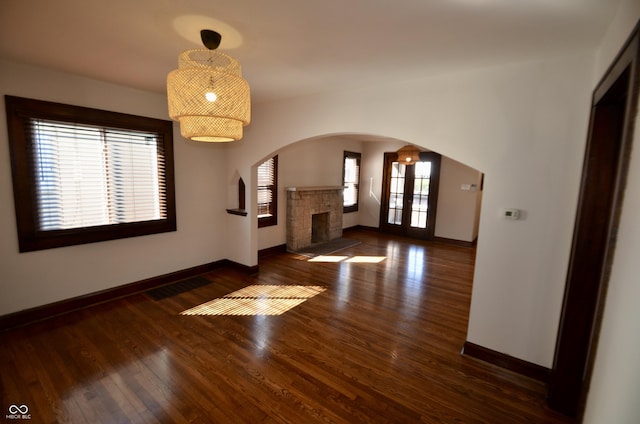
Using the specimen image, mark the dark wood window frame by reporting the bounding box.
[257,155,278,228]
[5,95,177,252]
[343,151,361,213]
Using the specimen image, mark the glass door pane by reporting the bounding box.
[410,161,431,229]
[387,162,406,225]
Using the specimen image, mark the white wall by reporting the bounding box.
[227,51,595,368]
[583,1,640,422]
[0,60,229,316]
[434,157,483,242]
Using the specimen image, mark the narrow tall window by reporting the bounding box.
[5,96,176,252]
[343,151,361,213]
[257,155,278,227]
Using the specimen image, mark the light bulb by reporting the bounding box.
[205,92,217,102]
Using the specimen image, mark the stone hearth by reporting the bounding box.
[286,186,343,251]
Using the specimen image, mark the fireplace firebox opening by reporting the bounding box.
[312,212,330,243]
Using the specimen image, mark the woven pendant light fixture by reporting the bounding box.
[167,30,250,142]
[396,145,421,165]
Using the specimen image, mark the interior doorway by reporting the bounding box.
[548,23,639,418]
[379,151,441,239]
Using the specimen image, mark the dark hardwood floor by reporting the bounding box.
[0,230,573,423]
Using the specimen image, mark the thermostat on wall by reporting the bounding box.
[504,209,520,220]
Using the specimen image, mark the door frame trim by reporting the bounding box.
[548,20,640,418]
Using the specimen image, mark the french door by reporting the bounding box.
[380,151,441,239]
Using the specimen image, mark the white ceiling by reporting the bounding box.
[0,0,621,105]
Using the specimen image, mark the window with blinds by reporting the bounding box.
[343,151,361,213]
[5,96,176,252]
[257,155,277,227]
[33,120,166,230]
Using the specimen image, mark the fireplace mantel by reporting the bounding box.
[286,186,344,192]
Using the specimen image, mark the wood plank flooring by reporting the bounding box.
[0,230,573,423]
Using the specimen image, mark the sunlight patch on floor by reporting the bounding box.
[308,255,386,263]
[180,285,326,316]
[308,255,349,262]
[345,256,386,263]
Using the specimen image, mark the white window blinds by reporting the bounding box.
[257,156,276,218]
[343,152,361,212]
[31,119,166,231]
[343,156,359,207]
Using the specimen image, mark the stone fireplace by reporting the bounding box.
[286,186,343,251]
